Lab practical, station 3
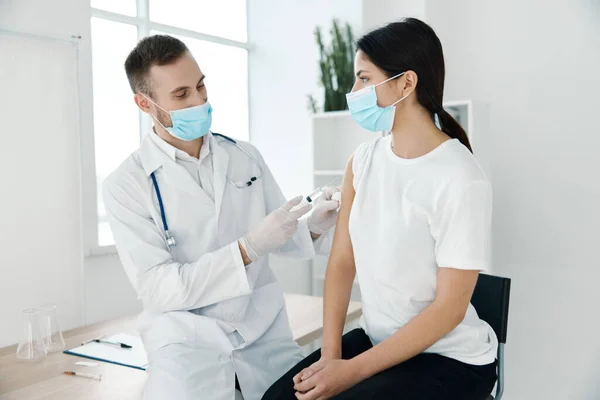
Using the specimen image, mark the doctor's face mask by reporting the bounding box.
[140,51,212,141]
[143,94,213,141]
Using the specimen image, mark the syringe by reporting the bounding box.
[290,177,341,212]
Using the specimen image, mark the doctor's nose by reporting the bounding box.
[190,91,207,107]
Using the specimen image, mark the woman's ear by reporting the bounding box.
[400,70,418,98]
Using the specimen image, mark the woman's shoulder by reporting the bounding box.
[351,136,386,189]
[353,136,387,164]
[438,140,488,184]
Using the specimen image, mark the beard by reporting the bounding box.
[154,106,173,129]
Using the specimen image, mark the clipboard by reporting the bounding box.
[64,333,148,370]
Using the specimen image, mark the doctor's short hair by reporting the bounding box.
[124,34,189,97]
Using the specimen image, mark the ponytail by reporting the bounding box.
[356,19,472,152]
[437,108,472,153]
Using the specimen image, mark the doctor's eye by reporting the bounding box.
[361,77,369,84]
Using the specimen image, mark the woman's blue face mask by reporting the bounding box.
[346,72,409,132]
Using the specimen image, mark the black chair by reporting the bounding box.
[471,273,511,400]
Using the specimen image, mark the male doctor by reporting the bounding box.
[103,35,339,400]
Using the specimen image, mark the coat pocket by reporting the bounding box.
[139,311,197,354]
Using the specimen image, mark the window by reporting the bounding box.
[150,0,247,42]
[91,18,139,247]
[90,0,249,250]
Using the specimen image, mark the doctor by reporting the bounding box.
[103,34,339,400]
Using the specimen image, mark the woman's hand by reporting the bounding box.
[292,346,341,386]
[292,359,362,400]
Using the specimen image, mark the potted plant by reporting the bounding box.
[307,20,355,113]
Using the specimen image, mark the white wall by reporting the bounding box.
[85,254,141,325]
[427,1,600,398]
[0,32,83,349]
[0,0,140,347]
[362,0,425,31]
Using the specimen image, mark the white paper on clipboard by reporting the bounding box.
[64,333,148,370]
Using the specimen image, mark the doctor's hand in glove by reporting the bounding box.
[307,186,341,237]
[239,196,312,264]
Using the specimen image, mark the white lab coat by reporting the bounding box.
[103,133,333,400]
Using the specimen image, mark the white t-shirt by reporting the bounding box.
[349,136,498,366]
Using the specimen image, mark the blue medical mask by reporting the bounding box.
[346,72,409,132]
[143,94,213,141]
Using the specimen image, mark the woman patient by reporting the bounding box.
[263,18,498,400]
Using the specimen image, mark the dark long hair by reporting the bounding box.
[356,18,472,152]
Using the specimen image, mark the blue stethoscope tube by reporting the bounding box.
[150,133,261,250]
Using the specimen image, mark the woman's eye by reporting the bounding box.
[361,77,368,83]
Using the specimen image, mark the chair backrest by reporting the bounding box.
[471,273,511,344]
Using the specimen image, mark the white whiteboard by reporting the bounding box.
[0,31,83,347]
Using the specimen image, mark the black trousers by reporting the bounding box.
[263,329,497,400]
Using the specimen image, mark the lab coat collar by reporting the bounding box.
[148,130,213,164]
[138,133,214,206]
[140,132,216,175]
[139,133,165,177]
[148,131,178,163]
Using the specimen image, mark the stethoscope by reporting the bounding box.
[150,133,263,250]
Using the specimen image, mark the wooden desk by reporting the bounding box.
[0,294,362,400]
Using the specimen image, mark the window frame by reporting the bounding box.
[86,0,251,256]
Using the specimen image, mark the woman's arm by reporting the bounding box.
[293,268,480,399]
[350,267,479,380]
[320,156,358,359]
[292,156,357,389]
